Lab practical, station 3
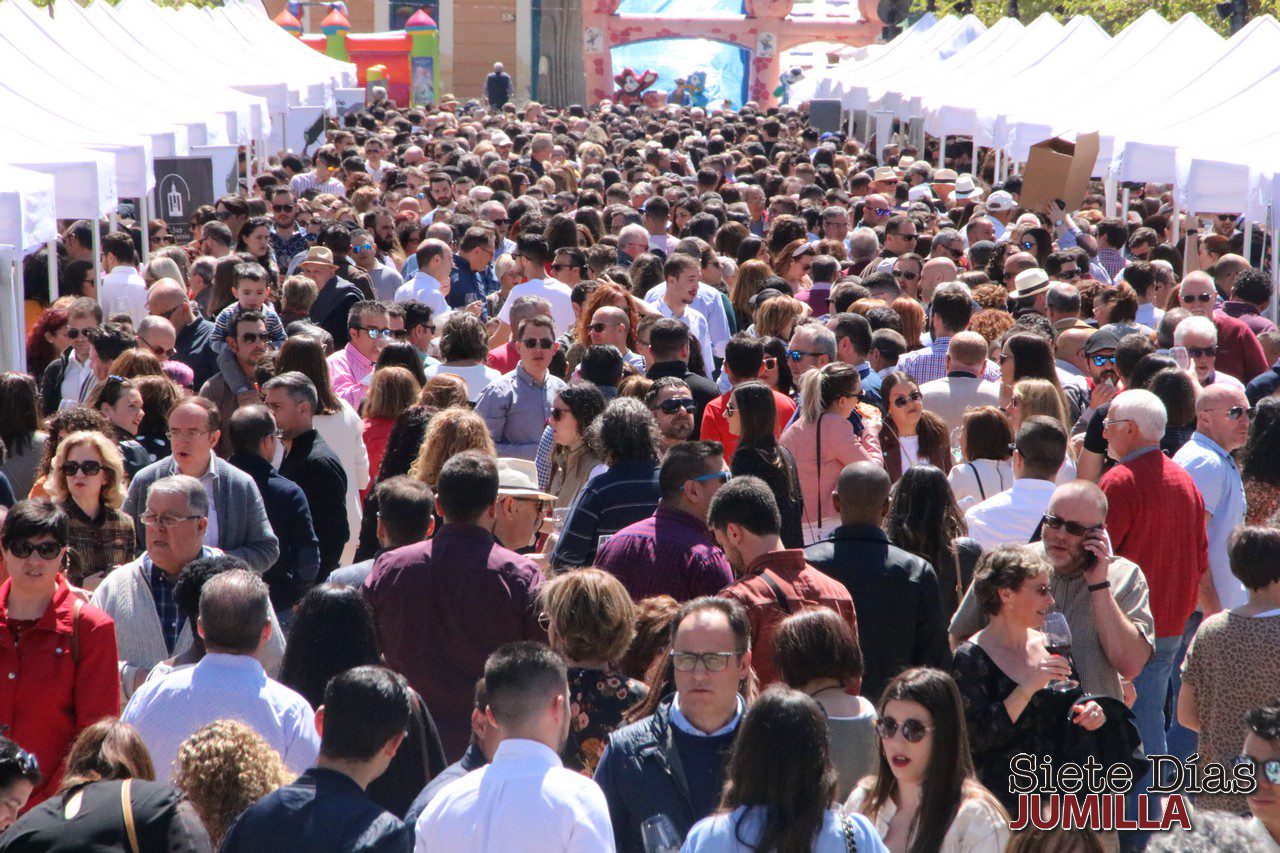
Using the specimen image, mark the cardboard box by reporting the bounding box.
[1019,131,1100,211]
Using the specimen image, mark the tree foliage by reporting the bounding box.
[927,0,1269,37]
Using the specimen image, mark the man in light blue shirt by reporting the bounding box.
[122,569,320,779]
[475,315,566,460]
[1173,384,1251,611]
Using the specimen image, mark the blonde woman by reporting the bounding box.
[754,295,809,342]
[485,253,522,320]
[174,719,292,846]
[408,407,496,488]
[46,431,134,590]
[1002,378,1079,482]
[729,260,773,329]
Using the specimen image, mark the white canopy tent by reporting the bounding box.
[0,166,58,370]
[805,14,951,104]
[831,15,988,111]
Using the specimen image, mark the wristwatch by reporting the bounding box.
[1087,580,1111,593]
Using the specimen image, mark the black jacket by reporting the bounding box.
[277,430,349,581]
[229,452,321,611]
[1246,358,1280,405]
[221,768,409,853]
[593,697,732,853]
[309,276,364,349]
[805,523,951,701]
[646,360,720,436]
[39,348,77,417]
[174,313,220,393]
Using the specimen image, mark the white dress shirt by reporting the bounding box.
[964,478,1058,551]
[121,652,319,780]
[60,352,93,409]
[100,266,149,326]
[415,739,615,853]
[654,300,715,378]
[395,271,451,318]
[646,281,733,358]
[498,278,576,338]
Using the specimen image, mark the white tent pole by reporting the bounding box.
[12,257,25,373]
[1120,187,1131,222]
[109,211,118,232]
[1104,175,1117,217]
[140,193,151,266]
[938,135,946,170]
[1243,217,1253,264]
[92,220,103,312]
[1270,220,1279,323]
[1171,196,1181,245]
[993,148,1002,184]
[47,238,57,305]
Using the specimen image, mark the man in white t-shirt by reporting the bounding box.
[654,254,714,378]
[98,230,148,326]
[496,235,574,342]
[965,418,1066,551]
[395,239,453,319]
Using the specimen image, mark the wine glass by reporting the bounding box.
[641,814,682,853]
[1042,611,1078,693]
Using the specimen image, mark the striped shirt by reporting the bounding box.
[897,336,1001,385]
[551,459,661,569]
[289,172,346,197]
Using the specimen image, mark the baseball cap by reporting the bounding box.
[986,190,1015,212]
[1084,329,1122,354]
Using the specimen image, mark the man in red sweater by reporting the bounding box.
[1099,388,1209,836]
[700,334,795,461]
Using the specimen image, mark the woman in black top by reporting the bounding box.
[726,382,804,548]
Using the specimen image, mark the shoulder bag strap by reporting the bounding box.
[69,597,83,666]
[120,779,140,853]
[759,570,793,615]
[967,462,985,501]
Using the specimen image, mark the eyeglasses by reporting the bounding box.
[520,338,555,350]
[140,511,204,528]
[1186,345,1218,359]
[1226,405,1255,421]
[669,650,740,672]
[1041,514,1103,537]
[1057,268,1081,280]
[876,716,932,743]
[658,397,697,415]
[1234,755,1280,785]
[892,390,923,408]
[787,349,824,362]
[1102,418,1133,430]
[272,204,295,212]
[488,218,510,226]
[239,332,268,344]
[5,539,63,559]
[689,471,731,486]
[762,357,777,370]
[892,269,919,280]
[352,243,374,253]
[166,428,210,441]
[61,460,103,477]
[359,327,393,340]
[1090,354,1117,367]
[1181,292,1214,303]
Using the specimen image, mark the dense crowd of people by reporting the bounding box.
[1,89,1280,852]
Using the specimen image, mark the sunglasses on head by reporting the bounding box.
[61,460,103,477]
[0,748,38,776]
[1091,354,1117,367]
[1041,513,1102,537]
[1187,345,1218,359]
[1235,755,1280,785]
[892,390,923,408]
[6,540,63,559]
[1181,292,1214,303]
[521,337,555,350]
[658,397,696,415]
[876,716,932,743]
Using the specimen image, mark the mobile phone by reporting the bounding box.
[1171,346,1190,370]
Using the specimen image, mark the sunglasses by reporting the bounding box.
[239,332,268,344]
[1020,240,1036,251]
[892,390,923,408]
[669,650,739,672]
[391,329,410,340]
[550,263,577,272]
[762,357,778,370]
[352,243,374,253]
[787,349,824,362]
[690,471,731,486]
[1041,514,1103,537]
[659,398,697,415]
[892,269,919,280]
[360,327,393,340]
[1181,292,1214,303]
[1227,405,1255,421]
[876,716,932,743]
[1235,755,1280,785]
[61,460,103,477]
[1186,346,1218,359]
[214,210,234,220]
[521,338,555,350]
[1057,268,1081,280]
[488,218,510,226]
[550,407,571,422]
[273,204,296,212]
[1090,354,1117,367]
[65,327,94,340]
[588,322,620,333]
[6,540,63,560]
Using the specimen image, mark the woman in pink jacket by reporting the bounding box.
[780,363,881,545]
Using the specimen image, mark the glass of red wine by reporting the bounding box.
[1042,611,1078,692]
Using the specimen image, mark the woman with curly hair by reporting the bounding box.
[174,720,292,846]
[26,307,70,379]
[967,310,1016,361]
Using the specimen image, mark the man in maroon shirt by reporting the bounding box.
[1099,389,1209,833]
[363,452,545,760]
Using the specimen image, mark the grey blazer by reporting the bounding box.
[123,454,281,573]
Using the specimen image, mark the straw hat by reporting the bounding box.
[299,247,338,269]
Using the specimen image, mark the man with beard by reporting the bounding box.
[269,187,310,270]
[415,643,613,851]
[349,228,402,302]
[647,377,696,457]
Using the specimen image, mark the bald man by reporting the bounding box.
[1174,383,1251,611]
[919,332,1002,433]
[804,461,951,700]
[587,306,645,371]
[1055,326,1093,377]
[1001,251,1039,292]
[147,278,218,390]
[1178,271,1268,383]
[919,257,957,305]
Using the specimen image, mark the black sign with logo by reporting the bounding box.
[153,157,214,244]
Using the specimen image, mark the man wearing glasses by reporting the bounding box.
[39,297,101,415]
[123,397,279,575]
[475,316,565,461]
[594,596,749,850]
[147,280,219,392]
[490,459,557,558]
[328,301,391,410]
[1178,271,1269,384]
[288,147,345,198]
[268,187,309,270]
[479,200,517,259]
[200,313,271,457]
[350,227,403,302]
[449,227,499,310]
[97,475,284,699]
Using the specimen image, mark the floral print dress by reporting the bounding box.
[564,666,647,775]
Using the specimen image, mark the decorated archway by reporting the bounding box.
[583,0,881,107]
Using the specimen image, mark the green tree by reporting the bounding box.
[929,0,1257,36]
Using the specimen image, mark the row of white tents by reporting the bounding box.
[0,0,355,372]
[800,10,1280,234]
